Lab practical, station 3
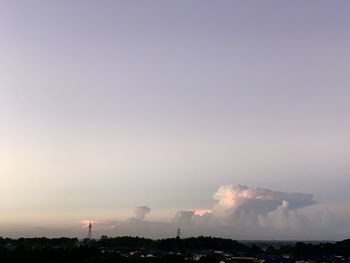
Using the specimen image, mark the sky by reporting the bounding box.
[0,0,350,240]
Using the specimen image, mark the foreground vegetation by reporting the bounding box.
[0,236,349,262]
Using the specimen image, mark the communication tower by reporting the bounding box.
[176,228,181,239]
[88,221,92,240]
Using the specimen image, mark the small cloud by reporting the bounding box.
[129,206,151,223]
[173,210,195,225]
[194,209,212,216]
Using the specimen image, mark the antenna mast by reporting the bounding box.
[88,221,92,240]
[176,228,181,239]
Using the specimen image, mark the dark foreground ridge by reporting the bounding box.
[0,236,349,262]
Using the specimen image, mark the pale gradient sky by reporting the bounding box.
[0,0,350,239]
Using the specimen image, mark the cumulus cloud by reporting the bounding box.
[206,185,313,230]
[170,184,336,239]
[212,184,315,217]
[173,209,212,226]
[194,209,213,216]
[37,184,349,240]
[134,206,151,220]
[173,210,195,225]
[257,200,305,230]
[135,206,151,220]
[129,206,151,223]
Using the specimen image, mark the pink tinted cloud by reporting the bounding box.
[194,209,212,216]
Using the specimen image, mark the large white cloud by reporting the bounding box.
[212,184,315,216]
[169,185,350,240]
[174,184,315,226]
[16,185,350,240]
